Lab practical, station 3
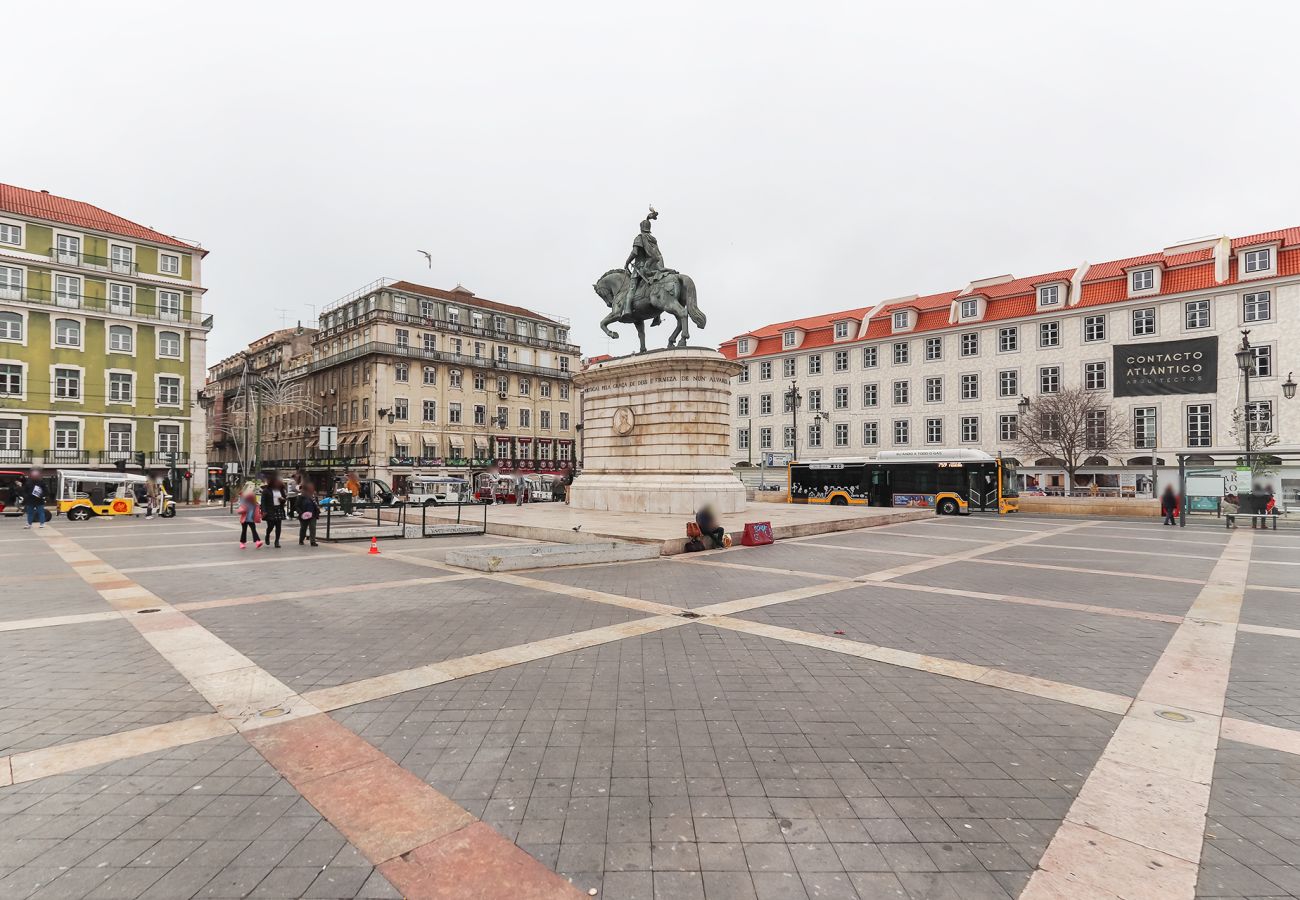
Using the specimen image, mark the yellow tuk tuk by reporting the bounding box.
[57,470,175,521]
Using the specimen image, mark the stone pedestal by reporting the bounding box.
[570,348,747,515]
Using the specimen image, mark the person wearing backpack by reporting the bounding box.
[298,482,320,547]
[237,484,263,549]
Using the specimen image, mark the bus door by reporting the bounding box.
[968,466,997,511]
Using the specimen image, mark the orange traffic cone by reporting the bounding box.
[369,536,381,555]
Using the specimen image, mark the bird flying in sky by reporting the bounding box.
[417,250,432,269]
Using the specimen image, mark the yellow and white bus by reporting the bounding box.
[788,449,1019,515]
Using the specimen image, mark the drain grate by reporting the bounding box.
[1155,709,1194,723]
[137,608,162,614]
[677,611,704,619]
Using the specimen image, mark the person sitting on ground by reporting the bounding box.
[695,505,727,549]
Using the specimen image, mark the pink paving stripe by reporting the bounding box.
[380,822,586,899]
[246,714,582,898]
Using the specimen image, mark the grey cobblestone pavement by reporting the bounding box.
[0,620,213,755]
[732,586,1177,695]
[0,509,1296,899]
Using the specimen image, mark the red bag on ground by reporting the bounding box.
[742,522,773,546]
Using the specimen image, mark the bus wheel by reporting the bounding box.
[830,495,849,506]
[937,498,959,516]
[67,507,92,522]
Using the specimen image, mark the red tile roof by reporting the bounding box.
[721,227,1300,356]
[0,183,204,253]
[388,281,561,325]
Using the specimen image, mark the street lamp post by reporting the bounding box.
[1235,330,1255,457]
[785,381,802,461]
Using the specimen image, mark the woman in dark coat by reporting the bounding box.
[1160,484,1178,527]
[261,476,288,548]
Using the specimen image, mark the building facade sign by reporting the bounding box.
[1112,337,1218,397]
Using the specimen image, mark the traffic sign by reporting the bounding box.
[319,426,339,451]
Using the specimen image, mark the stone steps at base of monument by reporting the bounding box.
[445,541,660,572]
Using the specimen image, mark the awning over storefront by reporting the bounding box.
[421,434,440,453]
[517,436,532,443]
[390,432,412,448]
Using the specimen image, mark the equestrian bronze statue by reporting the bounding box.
[594,207,706,352]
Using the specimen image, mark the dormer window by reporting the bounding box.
[958,299,979,320]
[1131,269,1155,292]
[1243,248,1271,273]
[737,338,750,353]
[1038,285,1061,307]
[834,321,850,339]
[782,331,797,348]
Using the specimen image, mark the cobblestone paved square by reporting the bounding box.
[0,509,1296,899]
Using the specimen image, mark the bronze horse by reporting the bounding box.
[593,268,707,352]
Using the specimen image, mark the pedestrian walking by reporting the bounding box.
[298,482,320,546]
[1160,484,1178,526]
[261,475,287,548]
[145,479,160,519]
[22,468,47,529]
[237,484,263,548]
[285,472,300,519]
[344,471,361,516]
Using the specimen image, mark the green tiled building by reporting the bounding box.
[0,184,210,485]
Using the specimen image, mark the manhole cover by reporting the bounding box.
[137,608,162,614]
[259,707,288,718]
[677,611,704,619]
[1155,710,1194,723]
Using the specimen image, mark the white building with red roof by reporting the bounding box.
[721,228,1300,495]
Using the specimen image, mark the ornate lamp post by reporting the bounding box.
[1235,331,1255,456]
[785,381,802,461]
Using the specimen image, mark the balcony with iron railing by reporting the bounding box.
[315,308,580,355]
[307,340,574,380]
[0,448,34,465]
[45,449,89,465]
[0,284,213,328]
[48,247,138,276]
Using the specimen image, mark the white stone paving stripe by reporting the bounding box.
[7,714,236,783]
[0,610,122,633]
[969,557,1206,585]
[1021,529,1253,900]
[704,615,1132,715]
[1237,622,1300,640]
[859,520,1095,583]
[304,615,691,712]
[1220,716,1300,757]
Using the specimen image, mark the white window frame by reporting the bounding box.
[892,342,910,365]
[0,220,22,247]
[159,253,182,275]
[924,337,942,361]
[1084,360,1107,391]
[1242,248,1271,274]
[1186,404,1212,448]
[925,417,943,444]
[54,232,82,265]
[862,421,879,446]
[737,338,750,353]
[107,323,136,356]
[1083,315,1107,343]
[834,321,849,340]
[924,376,942,404]
[862,346,878,369]
[53,316,83,349]
[0,263,23,302]
[1133,407,1157,449]
[782,331,797,348]
[998,369,1018,398]
[960,332,979,358]
[1184,299,1211,331]
[892,310,910,331]
[1130,268,1156,293]
[0,309,26,346]
[1131,307,1156,337]
[998,414,1018,443]
[53,418,84,452]
[997,326,1018,353]
[1039,321,1059,348]
[1039,365,1061,394]
[52,364,85,404]
[157,290,182,320]
[0,360,27,400]
[960,416,979,444]
[108,282,133,315]
[157,330,183,360]
[156,374,183,408]
[54,273,82,307]
[1242,291,1271,323]
[892,419,910,445]
[107,369,136,406]
[155,421,184,455]
[109,243,134,275]
[959,298,979,320]
[1037,284,1061,307]
[960,373,979,401]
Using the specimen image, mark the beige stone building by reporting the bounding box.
[203,325,318,477]
[286,279,579,490]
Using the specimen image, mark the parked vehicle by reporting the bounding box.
[57,470,175,521]
[0,470,56,516]
[524,474,556,501]
[406,476,472,506]
[473,472,528,504]
[331,476,397,506]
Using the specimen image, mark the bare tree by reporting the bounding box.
[1228,407,1281,481]
[1013,388,1131,494]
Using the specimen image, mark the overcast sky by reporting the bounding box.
[9,1,1300,364]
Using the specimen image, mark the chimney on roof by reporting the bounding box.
[40,189,49,194]
[451,284,474,296]
[1213,236,1231,284]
